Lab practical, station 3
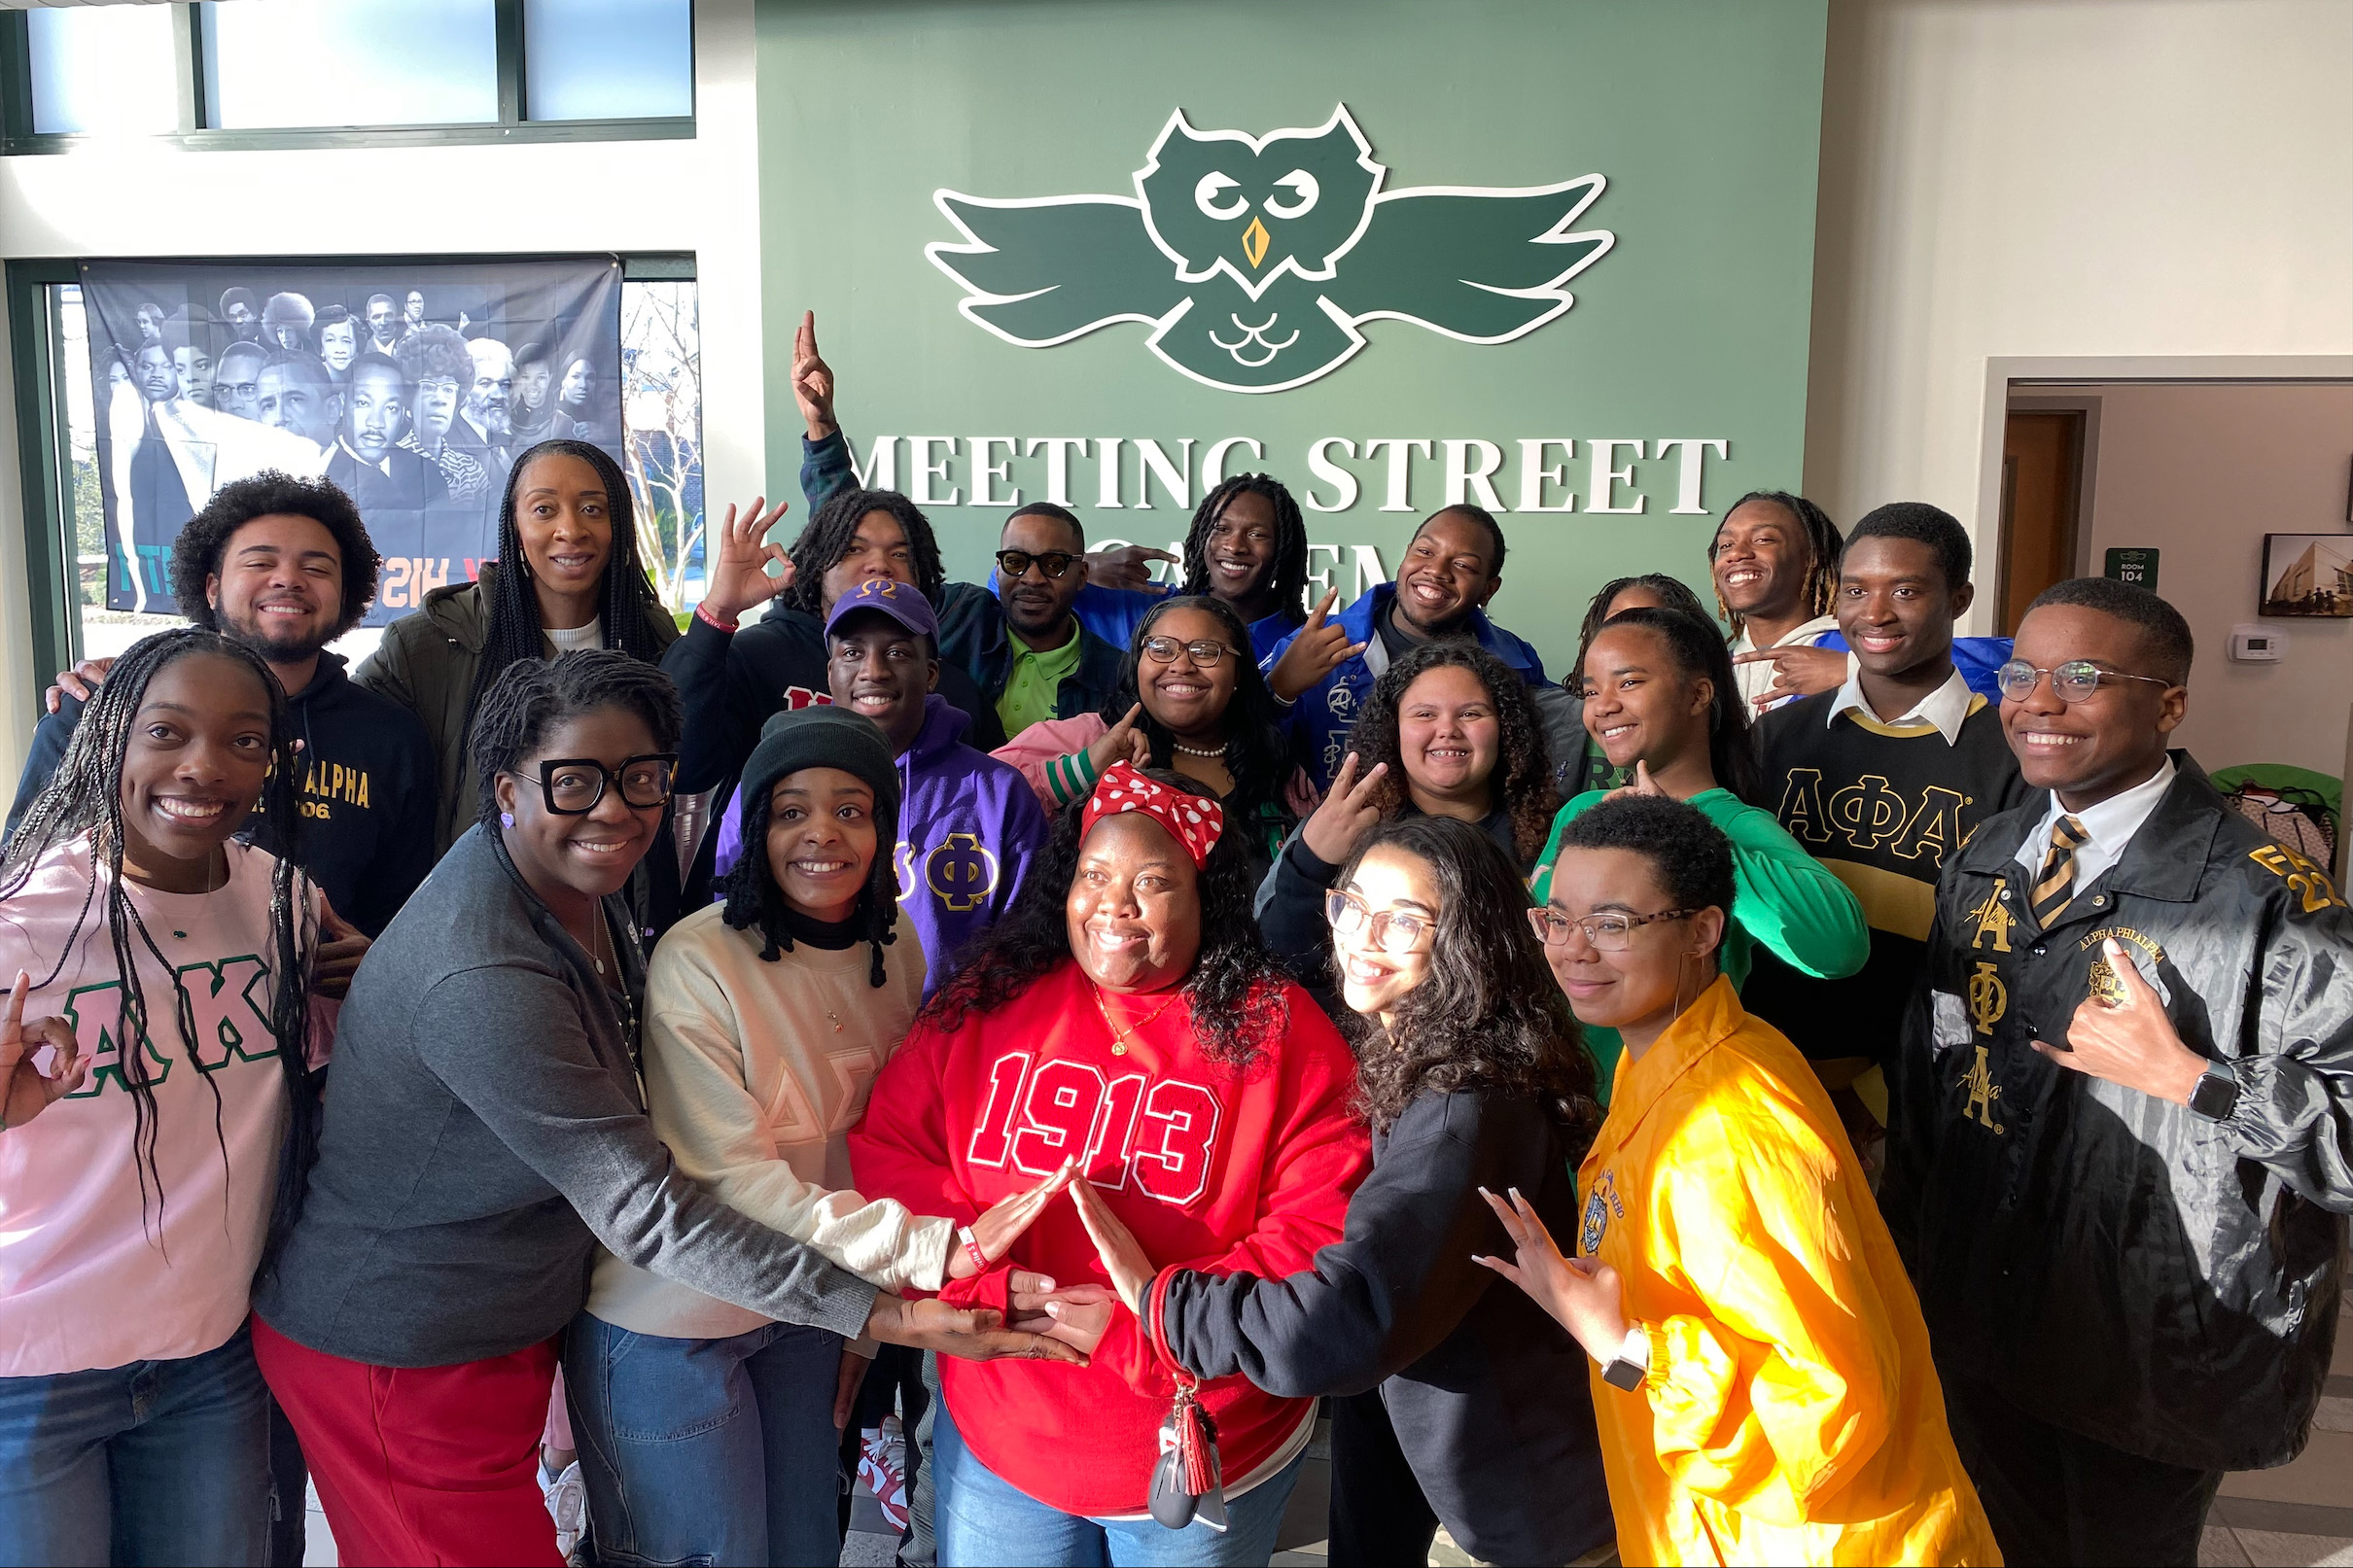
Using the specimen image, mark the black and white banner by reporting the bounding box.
[82,257,622,626]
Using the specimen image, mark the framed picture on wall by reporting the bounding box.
[2260,534,2353,617]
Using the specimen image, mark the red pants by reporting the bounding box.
[251,1314,562,1568]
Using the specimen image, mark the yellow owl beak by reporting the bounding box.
[1241,216,1272,269]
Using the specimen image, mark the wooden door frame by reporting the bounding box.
[1997,396,2101,634]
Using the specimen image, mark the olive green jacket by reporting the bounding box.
[355,563,681,858]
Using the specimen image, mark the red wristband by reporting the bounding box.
[694,602,740,632]
[957,1225,988,1276]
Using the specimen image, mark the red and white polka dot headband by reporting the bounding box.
[1080,761,1224,869]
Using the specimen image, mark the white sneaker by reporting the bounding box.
[859,1420,909,1532]
[543,1458,586,1560]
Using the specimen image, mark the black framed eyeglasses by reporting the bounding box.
[514,753,679,815]
[1995,659,2175,704]
[996,548,1080,581]
[1325,889,1432,954]
[1526,905,1700,951]
[1139,635,1234,668]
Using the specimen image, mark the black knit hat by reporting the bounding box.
[738,706,902,843]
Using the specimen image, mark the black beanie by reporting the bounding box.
[738,706,902,843]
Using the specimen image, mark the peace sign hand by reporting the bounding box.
[1732,643,1847,709]
[1301,750,1388,865]
[1268,588,1368,703]
[0,969,85,1132]
[791,311,837,440]
[700,495,795,625]
[1084,704,1152,778]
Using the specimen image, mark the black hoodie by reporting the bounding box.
[6,651,439,937]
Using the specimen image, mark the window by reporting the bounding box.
[524,0,693,122]
[618,277,706,610]
[201,0,501,130]
[27,7,182,137]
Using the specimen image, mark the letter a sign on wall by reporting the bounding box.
[928,106,1614,394]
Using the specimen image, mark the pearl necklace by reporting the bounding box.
[1172,740,1225,759]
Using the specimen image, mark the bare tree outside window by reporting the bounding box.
[620,280,705,616]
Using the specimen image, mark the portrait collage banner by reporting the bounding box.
[82,257,623,626]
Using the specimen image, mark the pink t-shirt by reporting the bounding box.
[0,837,323,1376]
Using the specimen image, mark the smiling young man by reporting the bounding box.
[1263,504,1547,789]
[1743,504,2030,1146]
[1882,576,2353,1567]
[10,473,438,940]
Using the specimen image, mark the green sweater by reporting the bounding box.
[1530,786,1870,1092]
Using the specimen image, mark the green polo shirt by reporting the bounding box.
[997,620,1083,735]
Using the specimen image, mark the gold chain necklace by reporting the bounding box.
[1088,980,1181,1058]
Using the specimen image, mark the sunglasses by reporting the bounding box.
[511,754,678,816]
[996,549,1080,581]
[1994,660,2174,705]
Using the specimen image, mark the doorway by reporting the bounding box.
[1996,406,2088,634]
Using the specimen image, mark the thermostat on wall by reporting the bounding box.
[2229,624,2287,663]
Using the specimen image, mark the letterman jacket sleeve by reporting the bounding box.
[992,715,1110,811]
[2204,869,2353,1211]
[1719,803,1871,981]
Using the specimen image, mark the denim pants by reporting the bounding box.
[0,1324,272,1567]
[931,1389,1306,1567]
[563,1311,844,1568]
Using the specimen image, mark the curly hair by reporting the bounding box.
[781,488,947,617]
[1708,491,1843,634]
[1180,472,1309,626]
[469,648,684,826]
[719,773,901,988]
[920,770,1290,1072]
[1555,793,1737,971]
[0,628,318,1251]
[166,470,381,642]
[1586,607,1764,804]
[457,440,673,767]
[1571,574,1713,691]
[1343,817,1599,1148]
[394,323,473,387]
[1342,643,1558,867]
[1105,597,1300,851]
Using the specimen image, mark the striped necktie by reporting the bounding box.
[2032,815,2089,927]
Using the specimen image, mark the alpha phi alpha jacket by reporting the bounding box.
[1883,754,2353,1473]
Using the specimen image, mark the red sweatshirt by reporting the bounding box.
[850,959,1368,1516]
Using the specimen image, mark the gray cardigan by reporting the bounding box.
[255,825,878,1367]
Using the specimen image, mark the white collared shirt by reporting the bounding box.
[2013,757,2177,894]
[1826,664,1976,746]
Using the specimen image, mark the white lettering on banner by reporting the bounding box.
[851,435,1732,518]
[962,1048,1224,1209]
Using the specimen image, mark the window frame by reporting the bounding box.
[5,251,696,692]
[0,1,694,155]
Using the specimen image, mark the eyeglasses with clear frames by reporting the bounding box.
[1995,659,2175,704]
[1525,905,1701,951]
[516,753,679,816]
[1324,889,1432,954]
[1139,636,1233,667]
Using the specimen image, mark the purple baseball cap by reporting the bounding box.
[824,576,938,640]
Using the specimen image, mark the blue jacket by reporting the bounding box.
[1068,582,1302,665]
[1264,582,1548,789]
[712,694,1046,995]
[1807,631,2015,702]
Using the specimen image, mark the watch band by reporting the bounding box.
[1598,1325,1649,1392]
[2189,1064,2240,1122]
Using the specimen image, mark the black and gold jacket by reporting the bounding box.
[1883,752,2353,1472]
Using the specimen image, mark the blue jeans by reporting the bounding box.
[563,1311,844,1568]
[931,1390,1306,1567]
[0,1324,272,1567]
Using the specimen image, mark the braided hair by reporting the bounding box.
[1106,596,1300,848]
[0,628,317,1248]
[1180,472,1310,627]
[1709,491,1843,634]
[1571,574,1714,692]
[1341,642,1560,868]
[458,439,670,766]
[780,489,946,617]
[469,648,684,828]
[719,777,901,988]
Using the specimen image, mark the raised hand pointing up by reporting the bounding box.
[791,310,837,440]
[1269,588,1369,703]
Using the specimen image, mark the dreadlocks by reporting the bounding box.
[0,628,317,1247]
[458,439,671,763]
[1709,491,1844,635]
[1180,472,1310,626]
[718,783,901,989]
[780,488,946,617]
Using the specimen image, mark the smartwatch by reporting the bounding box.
[2189,1063,2241,1123]
[1598,1326,1649,1392]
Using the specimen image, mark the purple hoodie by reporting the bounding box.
[714,694,1048,996]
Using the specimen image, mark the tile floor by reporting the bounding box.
[299,1295,2353,1567]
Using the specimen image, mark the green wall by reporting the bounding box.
[755,0,1826,677]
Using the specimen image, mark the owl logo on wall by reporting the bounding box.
[927,106,1615,394]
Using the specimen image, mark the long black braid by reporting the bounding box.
[458,439,671,768]
[1709,490,1844,636]
[1180,472,1310,627]
[780,489,947,617]
[0,628,316,1248]
[718,782,900,987]
[1104,596,1300,850]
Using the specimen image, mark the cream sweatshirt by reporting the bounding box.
[586,901,949,1342]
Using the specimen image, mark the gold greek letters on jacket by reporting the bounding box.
[1959,1044,2005,1132]
[1966,883,2017,954]
[1776,770,1969,866]
[1967,960,2007,1036]
[2250,843,2347,913]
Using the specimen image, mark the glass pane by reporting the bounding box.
[27,7,183,137]
[524,0,693,122]
[619,280,704,613]
[200,0,499,130]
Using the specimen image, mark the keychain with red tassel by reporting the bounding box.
[1145,1271,1228,1530]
